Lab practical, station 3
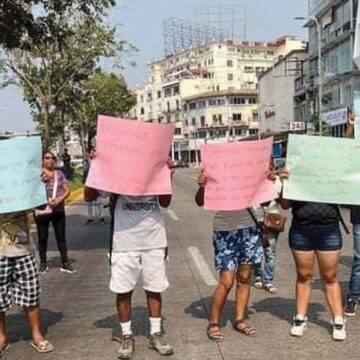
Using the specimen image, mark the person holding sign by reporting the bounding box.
[279,169,346,341]
[344,113,360,316]
[35,151,74,274]
[86,155,174,359]
[196,172,263,341]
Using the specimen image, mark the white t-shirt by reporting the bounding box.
[112,195,167,252]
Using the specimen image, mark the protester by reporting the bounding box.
[83,147,105,225]
[344,113,360,316]
[0,211,54,355]
[35,151,75,274]
[61,148,72,179]
[195,171,263,341]
[85,158,174,359]
[278,169,346,341]
[253,157,284,293]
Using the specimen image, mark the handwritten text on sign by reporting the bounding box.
[86,116,175,196]
[283,134,360,205]
[201,137,277,211]
[0,136,47,214]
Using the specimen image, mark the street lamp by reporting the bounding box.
[295,16,323,136]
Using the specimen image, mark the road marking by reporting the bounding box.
[188,247,217,286]
[165,209,179,221]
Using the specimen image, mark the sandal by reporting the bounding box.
[30,339,54,353]
[233,320,257,336]
[0,344,10,358]
[206,323,224,342]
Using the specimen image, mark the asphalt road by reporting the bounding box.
[4,169,360,359]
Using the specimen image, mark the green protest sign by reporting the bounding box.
[283,134,360,205]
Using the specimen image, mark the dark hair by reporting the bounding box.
[43,150,56,160]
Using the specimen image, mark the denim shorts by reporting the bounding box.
[289,223,342,251]
[213,226,263,272]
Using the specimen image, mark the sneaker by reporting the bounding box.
[264,283,278,294]
[117,335,134,359]
[60,263,77,274]
[254,277,263,289]
[99,217,106,225]
[290,315,307,337]
[332,316,346,341]
[148,333,174,356]
[86,219,95,225]
[39,263,49,274]
[344,299,358,317]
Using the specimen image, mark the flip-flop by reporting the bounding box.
[0,344,10,358]
[30,339,54,353]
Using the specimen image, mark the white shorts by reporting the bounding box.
[110,248,169,294]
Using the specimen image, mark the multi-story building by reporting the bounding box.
[308,0,360,137]
[258,49,309,134]
[131,36,307,161]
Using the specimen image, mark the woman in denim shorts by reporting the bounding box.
[196,173,263,341]
[279,169,346,341]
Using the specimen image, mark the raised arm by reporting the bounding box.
[345,113,355,139]
[277,168,292,210]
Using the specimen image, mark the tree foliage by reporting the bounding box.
[1,2,135,150]
[0,0,116,50]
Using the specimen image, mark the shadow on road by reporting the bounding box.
[6,309,64,343]
[253,297,329,330]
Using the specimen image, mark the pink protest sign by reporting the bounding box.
[86,115,175,196]
[201,137,277,211]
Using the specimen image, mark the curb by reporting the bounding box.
[66,187,84,205]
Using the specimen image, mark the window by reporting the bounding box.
[191,118,196,126]
[147,92,152,101]
[200,116,206,127]
[244,66,254,73]
[167,102,170,112]
[230,97,246,105]
[227,60,233,67]
[175,128,182,135]
[173,85,179,95]
[140,95,144,103]
[198,101,206,109]
[157,91,162,99]
[249,98,257,104]
[176,99,180,110]
[164,87,172,98]
[189,102,197,110]
[233,113,242,121]
[249,129,258,135]
[228,73,234,81]
[185,120,189,126]
[208,99,216,106]
[166,115,171,123]
[140,107,145,115]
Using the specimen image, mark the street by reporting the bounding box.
[5,169,360,360]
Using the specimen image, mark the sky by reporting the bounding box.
[0,0,308,132]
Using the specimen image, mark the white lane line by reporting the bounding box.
[188,246,217,286]
[165,209,179,221]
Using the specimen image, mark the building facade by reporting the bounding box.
[308,0,360,136]
[258,50,309,134]
[131,36,307,161]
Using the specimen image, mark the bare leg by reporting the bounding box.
[317,250,343,318]
[210,271,236,325]
[0,312,7,349]
[24,305,43,345]
[292,250,316,316]
[235,265,253,322]
[116,292,133,323]
[146,291,162,318]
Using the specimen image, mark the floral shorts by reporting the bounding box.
[213,226,263,272]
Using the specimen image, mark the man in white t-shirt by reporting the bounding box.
[108,193,173,359]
